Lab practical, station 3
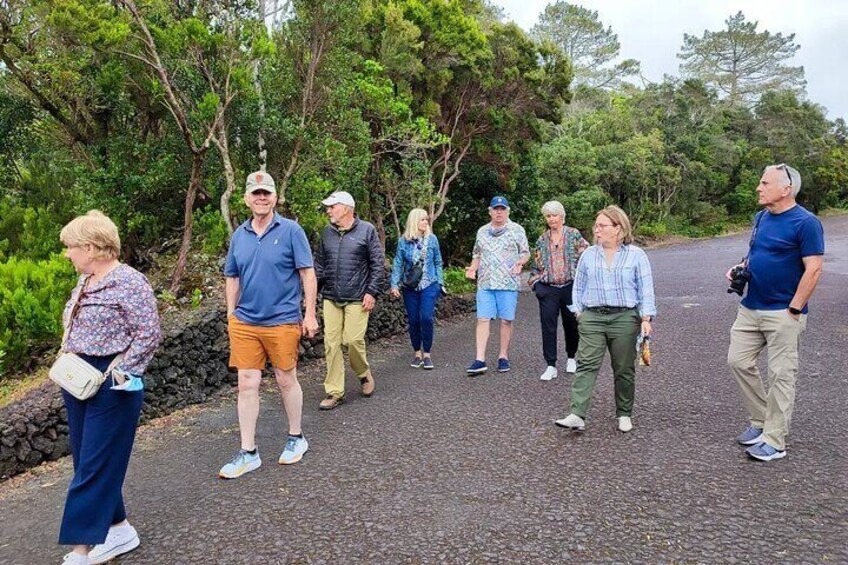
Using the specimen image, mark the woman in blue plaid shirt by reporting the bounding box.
[554,205,656,434]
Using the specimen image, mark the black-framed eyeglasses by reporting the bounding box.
[776,164,792,187]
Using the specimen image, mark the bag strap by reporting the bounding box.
[743,210,766,268]
[60,276,90,351]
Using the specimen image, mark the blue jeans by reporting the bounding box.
[59,354,144,545]
[402,282,441,353]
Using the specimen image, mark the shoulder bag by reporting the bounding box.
[402,238,428,290]
[49,283,123,400]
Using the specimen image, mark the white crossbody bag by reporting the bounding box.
[49,283,123,400]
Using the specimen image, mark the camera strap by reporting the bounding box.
[743,210,766,267]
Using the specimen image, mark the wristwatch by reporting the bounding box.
[788,306,802,316]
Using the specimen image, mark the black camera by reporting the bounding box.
[727,265,751,296]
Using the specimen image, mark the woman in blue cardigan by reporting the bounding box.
[390,208,445,369]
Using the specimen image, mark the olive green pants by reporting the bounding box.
[322,300,371,398]
[570,309,641,418]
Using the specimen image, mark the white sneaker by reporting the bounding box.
[618,416,633,433]
[539,366,558,381]
[554,413,585,431]
[62,553,90,565]
[88,523,140,564]
[566,358,577,373]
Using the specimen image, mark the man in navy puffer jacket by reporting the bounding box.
[315,191,385,410]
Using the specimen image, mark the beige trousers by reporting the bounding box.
[322,300,370,398]
[727,306,807,450]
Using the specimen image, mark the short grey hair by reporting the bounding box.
[768,164,802,198]
[540,200,566,218]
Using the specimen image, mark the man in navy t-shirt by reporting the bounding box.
[217,171,319,479]
[726,164,824,462]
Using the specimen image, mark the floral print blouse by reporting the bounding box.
[62,264,161,375]
[528,226,589,287]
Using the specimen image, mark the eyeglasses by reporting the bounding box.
[776,164,792,187]
[593,223,615,230]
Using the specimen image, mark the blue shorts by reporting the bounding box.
[476,289,519,321]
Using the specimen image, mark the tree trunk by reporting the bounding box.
[214,122,237,234]
[170,152,205,293]
[254,0,268,172]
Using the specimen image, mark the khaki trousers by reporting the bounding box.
[322,299,370,398]
[727,306,807,450]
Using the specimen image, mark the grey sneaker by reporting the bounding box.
[422,357,434,370]
[736,425,764,446]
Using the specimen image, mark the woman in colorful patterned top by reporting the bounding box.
[58,211,161,565]
[390,208,444,369]
[554,205,656,435]
[528,201,589,381]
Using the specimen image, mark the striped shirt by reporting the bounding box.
[571,244,657,318]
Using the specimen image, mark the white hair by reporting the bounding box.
[541,200,565,218]
[767,164,802,198]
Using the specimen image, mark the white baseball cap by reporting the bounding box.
[321,191,355,208]
[245,171,276,194]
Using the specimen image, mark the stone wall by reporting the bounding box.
[0,293,473,480]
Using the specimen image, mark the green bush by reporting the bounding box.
[0,255,77,377]
[443,267,475,295]
[193,207,231,255]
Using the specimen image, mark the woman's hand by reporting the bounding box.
[390,288,401,299]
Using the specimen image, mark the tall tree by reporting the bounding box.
[531,1,639,89]
[678,11,805,107]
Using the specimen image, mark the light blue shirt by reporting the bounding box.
[571,244,657,318]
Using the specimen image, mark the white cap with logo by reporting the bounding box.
[245,171,276,194]
[321,191,355,208]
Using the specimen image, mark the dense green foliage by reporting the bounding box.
[0,1,846,376]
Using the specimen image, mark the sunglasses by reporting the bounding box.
[776,164,792,187]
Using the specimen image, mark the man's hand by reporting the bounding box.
[465,266,477,280]
[362,293,376,311]
[302,314,319,338]
[390,288,401,299]
[641,320,653,337]
[510,263,523,276]
[787,309,801,321]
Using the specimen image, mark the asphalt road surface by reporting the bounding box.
[1,215,846,564]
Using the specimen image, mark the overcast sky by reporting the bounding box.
[492,0,848,121]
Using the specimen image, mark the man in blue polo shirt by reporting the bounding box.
[726,164,824,462]
[218,171,319,479]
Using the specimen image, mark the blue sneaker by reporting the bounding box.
[422,357,434,370]
[736,425,764,446]
[746,441,786,461]
[218,449,261,479]
[497,358,511,372]
[279,435,309,465]
[410,356,423,368]
[466,360,487,375]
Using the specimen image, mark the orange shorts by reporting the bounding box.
[227,315,301,371]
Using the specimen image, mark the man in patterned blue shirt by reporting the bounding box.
[464,196,530,375]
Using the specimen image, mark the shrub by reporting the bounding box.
[443,267,475,295]
[193,208,230,255]
[0,255,77,376]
